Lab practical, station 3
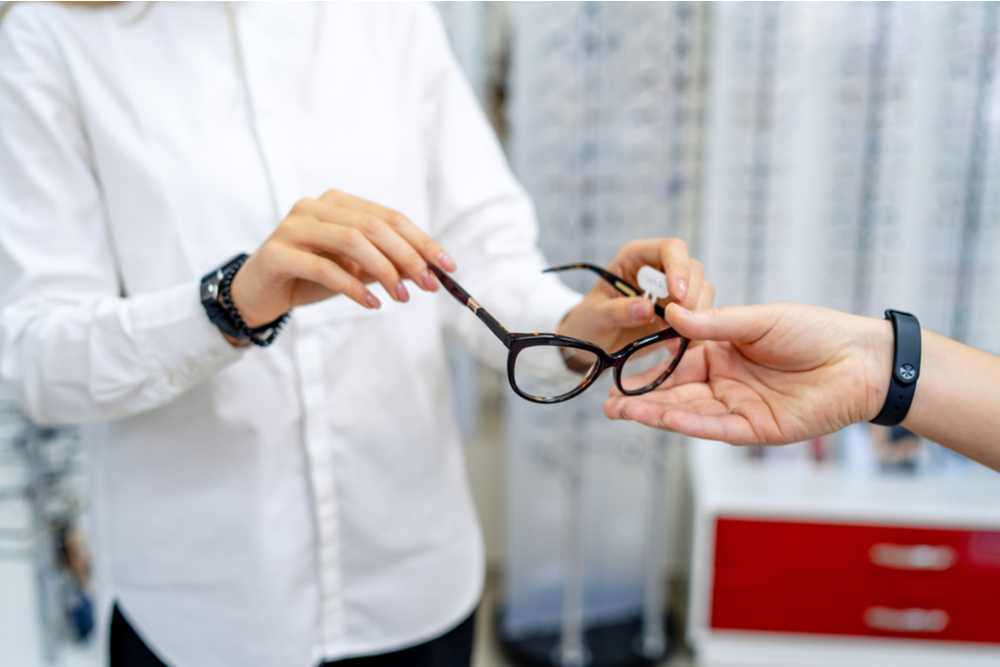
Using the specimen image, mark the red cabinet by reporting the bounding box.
[710,518,1000,643]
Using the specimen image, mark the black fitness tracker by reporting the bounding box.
[200,253,289,347]
[870,309,921,427]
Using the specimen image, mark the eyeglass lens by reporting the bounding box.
[618,338,682,393]
[512,346,600,401]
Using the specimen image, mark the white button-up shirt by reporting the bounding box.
[0,3,582,666]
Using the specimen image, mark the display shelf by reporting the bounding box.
[687,438,1000,667]
[690,439,1000,527]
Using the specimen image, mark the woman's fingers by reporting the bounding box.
[657,239,691,305]
[609,238,693,306]
[314,203,441,292]
[319,206,432,296]
[594,268,703,332]
[326,255,374,284]
[234,192,456,325]
[284,216,409,302]
[594,296,655,330]
[696,281,716,312]
[684,260,705,311]
[318,190,456,274]
[287,247,381,309]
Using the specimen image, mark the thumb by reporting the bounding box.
[665,303,781,343]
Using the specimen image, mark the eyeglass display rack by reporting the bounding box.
[499,3,711,666]
[691,3,1000,665]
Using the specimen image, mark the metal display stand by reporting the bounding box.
[0,384,89,664]
[498,5,710,664]
[496,427,677,667]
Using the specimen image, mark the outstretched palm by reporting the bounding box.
[605,303,892,445]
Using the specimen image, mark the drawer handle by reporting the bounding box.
[869,543,956,571]
[863,606,950,633]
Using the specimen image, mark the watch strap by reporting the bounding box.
[201,255,251,341]
[200,253,290,347]
[870,309,921,427]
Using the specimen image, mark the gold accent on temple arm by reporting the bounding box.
[467,297,482,314]
[615,281,637,296]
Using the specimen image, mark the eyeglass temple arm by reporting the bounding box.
[544,263,666,320]
[427,264,513,349]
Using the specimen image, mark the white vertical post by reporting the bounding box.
[24,426,59,664]
[641,437,670,659]
[557,440,587,667]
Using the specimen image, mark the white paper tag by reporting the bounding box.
[637,265,669,302]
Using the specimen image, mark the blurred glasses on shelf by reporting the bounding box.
[428,263,689,404]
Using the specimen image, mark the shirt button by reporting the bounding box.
[187,362,201,375]
[169,375,182,387]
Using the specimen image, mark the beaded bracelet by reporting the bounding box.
[218,254,290,347]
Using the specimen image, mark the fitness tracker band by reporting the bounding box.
[200,253,289,347]
[870,309,921,427]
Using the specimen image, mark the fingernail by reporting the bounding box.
[365,293,381,309]
[395,281,409,302]
[423,269,440,291]
[438,252,457,272]
[629,301,651,321]
[673,304,691,315]
[675,279,688,302]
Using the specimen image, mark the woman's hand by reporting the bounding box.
[229,190,456,328]
[604,302,895,445]
[557,239,714,353]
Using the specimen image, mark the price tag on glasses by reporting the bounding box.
[637,266,669,302]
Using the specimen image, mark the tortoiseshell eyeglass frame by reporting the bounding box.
[427,263,690,404]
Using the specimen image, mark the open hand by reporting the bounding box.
[604,302,895,445]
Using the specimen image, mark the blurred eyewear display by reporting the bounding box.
[428,263,689,404]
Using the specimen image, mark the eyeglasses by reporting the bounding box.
[428,263,690,404]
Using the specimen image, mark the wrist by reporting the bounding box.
[221,330,251,348]
[200,253,289,348]
[859,316,895,422]
[228,260,270,329]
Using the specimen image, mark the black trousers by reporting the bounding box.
[110,604,476,667]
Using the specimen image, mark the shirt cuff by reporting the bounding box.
[127,279,246,395]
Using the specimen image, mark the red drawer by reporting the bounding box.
[713,518,1000,576]
[710,517,1000,643]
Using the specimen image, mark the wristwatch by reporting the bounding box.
[200,253,290,347]
[200,254,250,341]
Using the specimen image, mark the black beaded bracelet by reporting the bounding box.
[218,254,290,347]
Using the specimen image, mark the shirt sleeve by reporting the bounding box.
[0,10,244,426]
[417,5,584,371]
